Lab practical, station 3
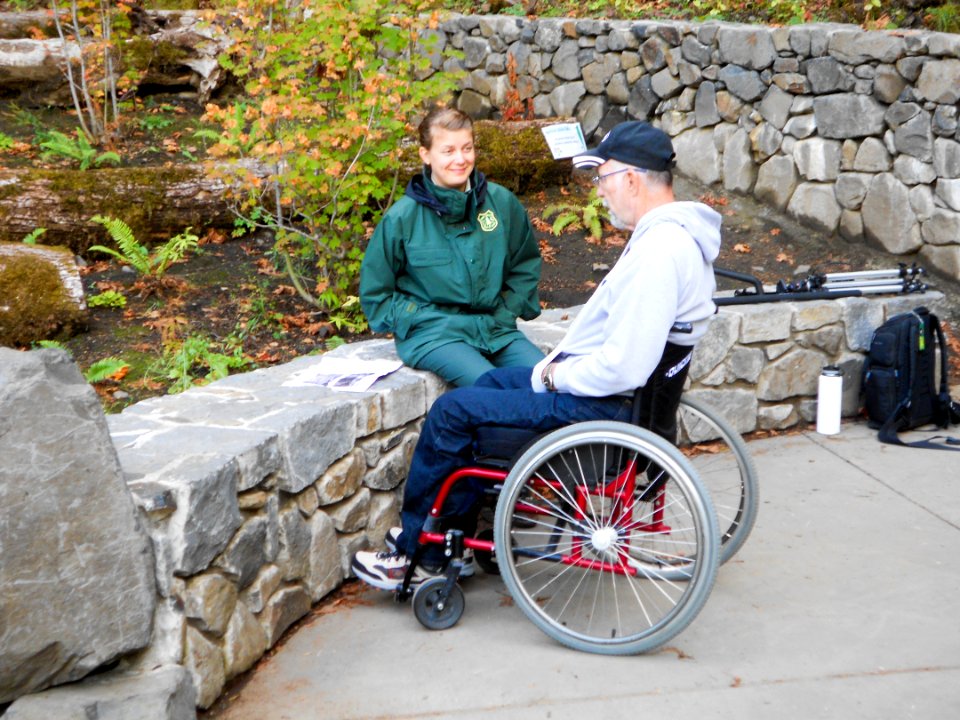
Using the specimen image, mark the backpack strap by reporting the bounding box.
[931,315,960,426]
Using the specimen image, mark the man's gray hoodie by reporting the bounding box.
[531,201,722,397]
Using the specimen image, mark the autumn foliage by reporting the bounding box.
[204,0,458,321]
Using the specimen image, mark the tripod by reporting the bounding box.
[714,264,928,306]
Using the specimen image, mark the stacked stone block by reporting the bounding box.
[434,16,960,281]
[104,344,443,709]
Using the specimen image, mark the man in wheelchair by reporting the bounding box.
[353,121,723,591]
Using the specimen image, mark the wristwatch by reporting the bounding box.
[541,362,558,392]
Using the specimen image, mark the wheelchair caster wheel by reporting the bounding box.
[473,529,499,575]
[412,577,465,630]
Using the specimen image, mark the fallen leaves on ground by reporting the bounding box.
[733,243,751,254]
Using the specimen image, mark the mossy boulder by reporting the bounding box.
[398,119,573,195]
[0,243,87,347]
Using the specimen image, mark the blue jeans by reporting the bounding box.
[396,366,632,556]
[415,336,545,387]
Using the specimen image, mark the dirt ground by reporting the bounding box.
[61,170,960,411]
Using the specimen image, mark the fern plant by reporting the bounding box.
[88,216,199,279]
[37,129,121,170]
[541,191,609,242]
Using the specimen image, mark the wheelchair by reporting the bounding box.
[396,390,759,656]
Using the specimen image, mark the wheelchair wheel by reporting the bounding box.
[412,577,465,630]
[493,421,718,655]
[676,397,759,566]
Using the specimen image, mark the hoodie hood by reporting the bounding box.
[405,167,488,218]
[632,201,722,264]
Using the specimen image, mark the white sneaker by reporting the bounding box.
[384,526,476,578]
[351,550,439,592]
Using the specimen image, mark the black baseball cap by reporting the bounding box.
[573,121,676,172]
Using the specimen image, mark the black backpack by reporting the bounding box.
[862,306,960,449]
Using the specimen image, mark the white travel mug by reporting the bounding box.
[816,365,844,435]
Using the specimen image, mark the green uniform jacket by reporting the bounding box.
[359,169,542,366]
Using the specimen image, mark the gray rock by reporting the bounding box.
[784,114,817,139]
[550,81,587,117]
[921,208,960,245]
[552,38,582,81]
[851,137,891,173]
[813,94,886,139]
[894,111,934,162]
[4,666,196,720]
[873,64,906,104]
[909,184,937,222]
[222,602,268,682]
[861,173,923,254]
[759,84,792,129]
[627,74,659,119]
[673,127,721,185]
[936,178,960,212]
[804,56,853,94]
[681,35,712,66]
[834,172,872,209]
[457,89,493,119]
[732,304,794,344]
[534,23,563,53]
[690,312,740,381]
[754,155,799,211]
[694,81,721,127]
[606,71,630,105]
[933,137,960,178]
[840,297,885,352]
[723,128,756,193]
[749,122,784,161]
[715,89,744,123]
[757,348,825,401]
[0,349,155,703]
[916,59,960,104]
[640,36,668,72]
[933,105,958,137]
[682,388,758,435]
[794,137,842,181]
[828,29,905,64]
[787,182,842,234]
[919,243,960,282]
[576,94,607,138]
[717,26,776,70]
[462,36,490,70]
[839,209,864,242]
[651,66,682,99]
[893,155,936,185]
[718,64,766,102]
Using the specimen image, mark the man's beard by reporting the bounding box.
[603,201,630,231]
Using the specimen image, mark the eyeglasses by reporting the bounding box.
[590,166,643,186]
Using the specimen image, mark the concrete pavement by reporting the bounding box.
[207,421,960,720]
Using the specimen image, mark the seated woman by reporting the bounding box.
[359,106,544,387]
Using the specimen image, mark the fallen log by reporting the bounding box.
[0,164,237,253]
[0,120,573,254]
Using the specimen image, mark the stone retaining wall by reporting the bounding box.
[430,15,960,281]
[100,291,937,710]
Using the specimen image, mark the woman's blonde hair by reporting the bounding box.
[418,106,474,149]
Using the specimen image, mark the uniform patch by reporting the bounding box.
[477,209,499,232]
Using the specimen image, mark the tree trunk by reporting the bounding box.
[0,121,572,255]
[0,165,238,253]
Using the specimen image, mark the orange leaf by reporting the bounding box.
[770,227,781,236]
[733,243,751,254]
